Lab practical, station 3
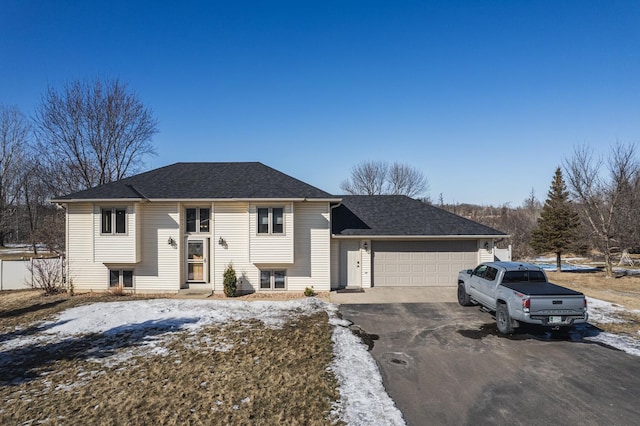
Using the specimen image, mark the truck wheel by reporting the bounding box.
[496,303,514,334]
[457,284,473,306]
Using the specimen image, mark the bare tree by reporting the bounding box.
[0,105,30,246]
[340,160,429,198]
[340,160,388,195]
[27,257,65,295]
[563,143,640,277]
[387,162,430,198]
[34,78,158,195]
[20,155,60,255]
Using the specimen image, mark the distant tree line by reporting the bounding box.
[440,143,640,278]
[0,78,158,255]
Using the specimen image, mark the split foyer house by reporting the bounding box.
[52,162,506,293]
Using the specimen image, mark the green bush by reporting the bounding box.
[223,263,237,297]
[304,286,316,297]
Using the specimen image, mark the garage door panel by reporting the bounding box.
[373,240,477,287]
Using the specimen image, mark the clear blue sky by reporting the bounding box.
[2,1,639,205]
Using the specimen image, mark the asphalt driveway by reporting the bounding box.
[338,302,640,426]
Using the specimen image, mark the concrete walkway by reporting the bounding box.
[329,286,457,304]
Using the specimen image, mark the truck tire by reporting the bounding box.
[457,283,473,306]
[496,303,515,334]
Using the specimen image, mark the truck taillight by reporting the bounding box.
[523,298,530,312]
[584,298,588,310]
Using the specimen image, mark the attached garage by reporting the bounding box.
[372,240,478,287]
[331,195,507,290]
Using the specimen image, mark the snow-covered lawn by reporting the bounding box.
[0,297,405,425]
[582,297,640,357]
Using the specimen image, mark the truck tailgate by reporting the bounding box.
[501,281,586,315]
[529,294,585,315]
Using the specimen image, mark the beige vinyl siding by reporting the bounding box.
[134,202,181,293]
[66,203,108,291]
[361,240,372,288]
[93,204,138,263]
[286,202,331,292]
[212,201,330,293]
[478,239,493,263]
[330,239,340,289]
[213,202,252,293]
[135,203,143,261]
[249,203,294,264]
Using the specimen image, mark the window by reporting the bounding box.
[485,267,498,281]
[257,207,284,235]
[102,208,127,234]
[260,270,286,290]
[186,207,210,233]
[258,208,269,234]
[503,270,547,283]
[272,208,283,234]
[471,265,487,278]
[109,269,134,288]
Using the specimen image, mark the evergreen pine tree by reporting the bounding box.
[530,167,580,271]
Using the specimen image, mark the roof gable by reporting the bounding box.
[54,162,335,201]
[332,195,506,237]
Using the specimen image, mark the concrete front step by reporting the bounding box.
[176,288,212,299]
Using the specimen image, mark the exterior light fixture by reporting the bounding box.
[218,237,225,246]
[168,237,175,246]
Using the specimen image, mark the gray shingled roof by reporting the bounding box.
[53,162,335,201]
[332,195,506,237]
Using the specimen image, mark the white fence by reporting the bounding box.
[493,246,512,262]
[0,258,64,290]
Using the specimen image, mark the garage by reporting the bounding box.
[331,195,506,289]
[372,240,478,287]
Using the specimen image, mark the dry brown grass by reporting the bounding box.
[546,271,640,336]
[211,291,331,302]
[0,291,341,425]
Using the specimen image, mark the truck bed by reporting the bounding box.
[500,281,584,296]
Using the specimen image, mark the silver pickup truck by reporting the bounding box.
[457,262,588,334]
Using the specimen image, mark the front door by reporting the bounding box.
[187,239,208,283]
[347,247,362,288]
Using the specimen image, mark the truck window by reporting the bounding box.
[503,270,547,283]
[472,265,488,278]
[484,267,498,281]
[529,271,546,282]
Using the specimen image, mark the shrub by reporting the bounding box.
[223,263,237,297]
[26,257,65,295]
[109,285,127,296]
[304,286,316,297]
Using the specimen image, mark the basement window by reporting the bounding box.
[260,270,286,290]
[109,269,134,288]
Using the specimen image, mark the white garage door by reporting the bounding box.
[372,240,478,287]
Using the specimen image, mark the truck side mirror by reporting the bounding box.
[467,269,473,274]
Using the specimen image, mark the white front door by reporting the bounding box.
[187,239,208,283]
[347,247,362,288]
